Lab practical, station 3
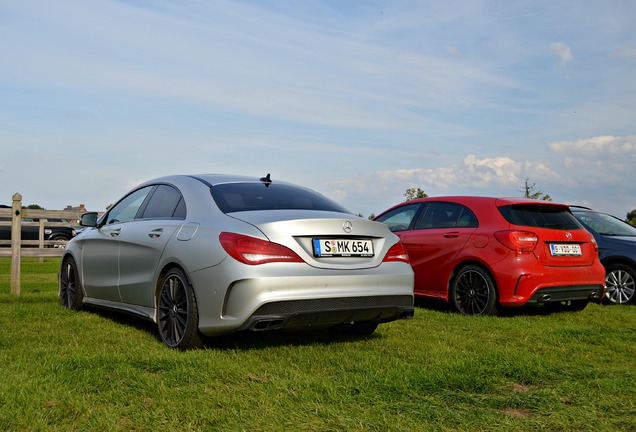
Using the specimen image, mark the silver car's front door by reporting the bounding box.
[80,186,155,303]
[80,225,122,302]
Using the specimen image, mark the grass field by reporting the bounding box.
[1,258,635,431]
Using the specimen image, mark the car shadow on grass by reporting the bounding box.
[85,305,383,351]
[413,297,557,317]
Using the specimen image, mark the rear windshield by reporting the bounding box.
[499,205,582,230]
[211,183,351,214]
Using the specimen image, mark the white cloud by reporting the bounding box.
[616,47,636,61]
[549,42,574,66]
[549,135,636,155]
[322,154,529,212]
[322,134,636,217]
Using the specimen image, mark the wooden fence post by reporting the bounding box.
[11,193,22,296]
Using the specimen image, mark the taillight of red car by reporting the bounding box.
[383,241,410,263]
[219,232,303,265]
[494,230,538,252]
[588,232,599,253]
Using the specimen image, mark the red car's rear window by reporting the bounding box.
[498,205,582,230]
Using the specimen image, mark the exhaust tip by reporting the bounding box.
[250,318,286,331]
[540,294,552,303]
[399,308,415,320]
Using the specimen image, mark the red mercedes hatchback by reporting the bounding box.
[374,197,606,315]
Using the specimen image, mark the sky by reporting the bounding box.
[1,0,635,219]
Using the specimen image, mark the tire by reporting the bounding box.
[604,264,636,305]
[329,321,379,337]
[157,268,204,350]
[544,299,589,313]
[450,265,498,316]
[59,256,84,310]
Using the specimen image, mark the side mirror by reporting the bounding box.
[79,212,99,228]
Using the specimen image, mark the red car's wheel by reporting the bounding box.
[450,265,498,316]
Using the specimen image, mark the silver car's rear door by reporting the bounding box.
[116,219,179,307]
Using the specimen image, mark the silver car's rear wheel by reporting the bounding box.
[59,256,83,310]
[604,264,636,305]
[451,265,498,316]
[157,268,203,350]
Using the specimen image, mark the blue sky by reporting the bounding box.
[1,0,635,218]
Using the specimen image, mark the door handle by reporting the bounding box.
[148,228,163,238]
[110,229,121,237]
[443,231,460,238]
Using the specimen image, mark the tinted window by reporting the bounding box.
[141,185,186,219]
[456,207,478,228]
[415,202,470,229]
[499,205,581,230]
[374,203,422,232]
[211,183,350,214]
[106,187,153,225]
[573,211,636,236]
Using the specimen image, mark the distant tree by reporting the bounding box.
[25,204,44,210]
[368,213,376,220]
[404,187,428,201]
[627,209,636,227]
[521,178,552,201]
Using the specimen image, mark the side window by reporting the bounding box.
[456,207,478,228]
[106,187,153,225]
[415,202,465,229]
[140,185,186,219]
[374,203,423,232]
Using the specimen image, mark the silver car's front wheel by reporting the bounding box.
[157,268,203,350]
[604,264,636,305]
[59,256,83,310]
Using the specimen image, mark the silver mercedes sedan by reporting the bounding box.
[59,174,414,349]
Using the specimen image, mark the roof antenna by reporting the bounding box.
[260,173,272,187]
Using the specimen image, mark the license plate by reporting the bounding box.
[549,243,582,256]
[313,238,374,257]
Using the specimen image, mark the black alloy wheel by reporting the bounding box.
[451,265,498,316]
[59,256,84,310]
[157,268,203,350]
[604,264,636,305]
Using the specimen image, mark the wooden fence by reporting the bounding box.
[0,193,88,295]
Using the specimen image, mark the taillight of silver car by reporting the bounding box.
[382,241,410,263]
[219,232,303,265]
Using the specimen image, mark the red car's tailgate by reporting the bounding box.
[534,228,598,267]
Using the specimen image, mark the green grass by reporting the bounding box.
[1,258,635,431]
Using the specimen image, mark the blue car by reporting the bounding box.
[570,206,636,305]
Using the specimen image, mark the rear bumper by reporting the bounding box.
[189,260,414,336]
[525,284,605,304]
[237,295,415,331]
[493,258,606,306]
